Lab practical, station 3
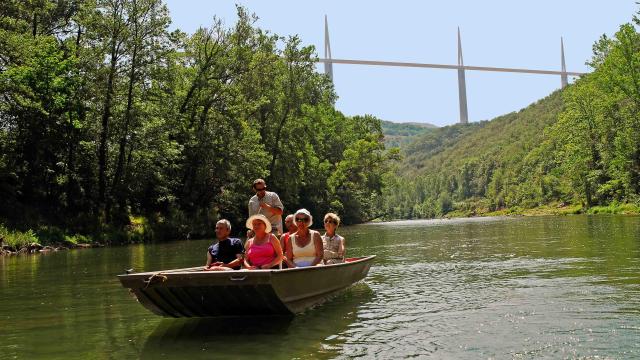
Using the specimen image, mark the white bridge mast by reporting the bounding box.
[321,17,583,124]
[457,28,469,124]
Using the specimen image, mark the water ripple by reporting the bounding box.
[328,217,640,358]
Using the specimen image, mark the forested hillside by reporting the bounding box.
[382,92,564,218]
[381,17,640,219]
[381,120,436,148]
[0,1,394,243]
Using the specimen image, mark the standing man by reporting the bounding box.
[248,178,284,235]
[204,219,244,271]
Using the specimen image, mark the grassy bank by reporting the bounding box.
[585,203,640,215]
[443,202,639,219]
[0,224,97,253]
[0,212,210,255]
[0,215,159,254]
[0,225,39,250]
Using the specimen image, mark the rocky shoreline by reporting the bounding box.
[0,242,104,256]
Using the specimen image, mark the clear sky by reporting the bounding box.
[164,1,637,126]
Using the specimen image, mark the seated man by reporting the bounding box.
[204,219,244,271]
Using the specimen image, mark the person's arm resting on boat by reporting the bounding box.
[338,236,345,258]
[220,239,244,269]
[205,249,223,269]
[311,231,324,266]
[284,235,296,268]
[224,254,243,269]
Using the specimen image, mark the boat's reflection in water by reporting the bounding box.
[140,283,373,359]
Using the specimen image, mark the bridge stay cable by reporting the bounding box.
[320,16,586,124]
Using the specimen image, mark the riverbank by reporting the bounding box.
[0,215,159,256]
[4,202,639,256]
[0,241,103,256]
[0,224,104,256]
[444,202,640,218]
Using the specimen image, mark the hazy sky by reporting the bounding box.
[164,1,637,126]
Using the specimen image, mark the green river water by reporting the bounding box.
[1,216,639,359]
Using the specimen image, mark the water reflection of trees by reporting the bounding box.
[140,284,374,360]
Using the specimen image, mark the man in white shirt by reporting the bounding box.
[248,179,284,235]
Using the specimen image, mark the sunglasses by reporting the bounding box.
[324,219,337,224]
[254,187,266,191]
[295,217,310,223]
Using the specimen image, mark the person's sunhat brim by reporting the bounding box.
[294,209,313,227]
[246,214,272,233]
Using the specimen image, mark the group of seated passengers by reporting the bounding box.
[204,209,345,271]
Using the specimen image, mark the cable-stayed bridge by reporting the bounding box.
[318,16,586,124]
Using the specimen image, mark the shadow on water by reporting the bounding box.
[140,283,374,360]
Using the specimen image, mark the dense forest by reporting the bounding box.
[381,15,640,219]
[3,1,640,249]
[380,120,436,148]
[0,0,395,245]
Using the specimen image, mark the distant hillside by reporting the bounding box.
[381,120,437,148]
[381,90,568,219]
[383,17,640,220]
[400,92,563,177]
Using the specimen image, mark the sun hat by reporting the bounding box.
[294,208,313,227]
[246,214,272,233]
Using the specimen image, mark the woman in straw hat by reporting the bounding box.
[243,214,283,270]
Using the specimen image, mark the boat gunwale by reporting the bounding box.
[118,255,376,279]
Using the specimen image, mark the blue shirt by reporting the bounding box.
[208,238,244,266]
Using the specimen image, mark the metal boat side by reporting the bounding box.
[118,255,375,317]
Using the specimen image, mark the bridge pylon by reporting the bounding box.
[324,15,334,81]
[457,28,469,125]
[560,37,568,88]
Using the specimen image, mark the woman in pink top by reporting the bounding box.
[244,214,283,269]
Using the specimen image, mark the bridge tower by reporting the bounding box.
[560,37,568,88]
[324,15,334,81]
[319,19,578,124]
[457,28,469,124]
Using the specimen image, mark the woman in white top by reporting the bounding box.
[284,209,323,268]
[322,212,345,264]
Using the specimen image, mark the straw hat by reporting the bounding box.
[246,214,272,233]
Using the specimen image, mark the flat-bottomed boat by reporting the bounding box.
[118,255,375,317]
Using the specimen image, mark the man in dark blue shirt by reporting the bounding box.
[205,219,244,271]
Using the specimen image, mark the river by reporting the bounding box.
[1,216,639,359]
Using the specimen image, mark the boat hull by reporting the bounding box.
[118,256,375,317]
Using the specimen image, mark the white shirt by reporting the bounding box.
[248,191,284,234]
